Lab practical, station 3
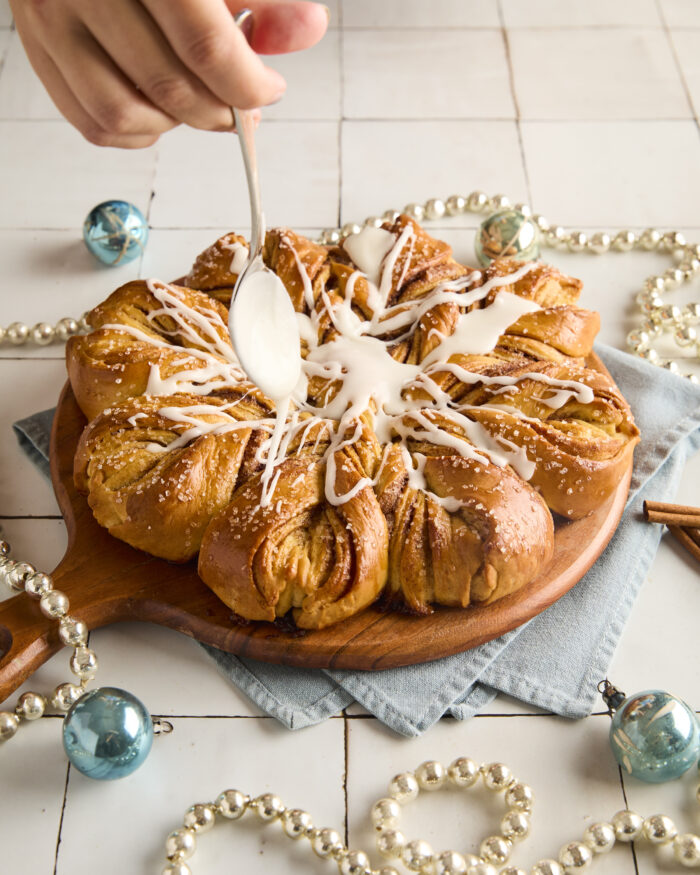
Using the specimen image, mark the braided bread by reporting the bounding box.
[68,216,638,629]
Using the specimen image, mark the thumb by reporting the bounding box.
[226,1,329,55]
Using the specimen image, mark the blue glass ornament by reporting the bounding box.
[475,209,540,267]
[63,687,153,780]
[603,683,700,783]
[83,200,148,266]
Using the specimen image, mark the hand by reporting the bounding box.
[10,0,329,148]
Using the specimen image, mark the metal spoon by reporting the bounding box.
[228,9,301,401]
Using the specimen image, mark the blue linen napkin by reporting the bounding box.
[13,345,700,736]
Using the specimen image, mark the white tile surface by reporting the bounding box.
[341,120,529,224]
[0,0,11,27]
[57,717,345,875]
[343,29,514,119]
[0,229,140,358]
[0,121,156,229]
[0,31,61,119]
[0,358,64,516]
[347,716,635,873]
[0,719,69,874]
[343,0,500,28]
[91,622,265,717]
[502,0,662,27]
[522,120,700,227]
[510,28,690,119]
[660,0,700,28]
[670,29,700,118]
[265,28,341,120]
[150,122,339,229]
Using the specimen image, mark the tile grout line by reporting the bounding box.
[1,116,698,124]
[617,764,641,874]
[497,0,534,206]
[604,702,640,875]
[339,25,669,31]
[0,515,63,520]
[656,0,700,127]
[52,762,72,875]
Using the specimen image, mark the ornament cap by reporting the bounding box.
[599,679,626,713]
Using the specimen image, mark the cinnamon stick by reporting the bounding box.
[685,527,700,549]
[668,526,700,565]
[643,500,700,528]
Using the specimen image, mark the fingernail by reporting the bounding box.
[267,84,286,106]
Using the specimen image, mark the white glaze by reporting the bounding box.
[116,238,594,513]
[342,226,396,287]
[221,240,250,275]
[228,268,302,401]
[421,292,540,365]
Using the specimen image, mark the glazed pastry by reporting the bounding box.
[69,216,639,628]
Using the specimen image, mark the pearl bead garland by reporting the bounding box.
[0,537,96,740]
[0,314,91,347]
[317,192,700,383]
[5,192,699,382]
[156,757,700,874]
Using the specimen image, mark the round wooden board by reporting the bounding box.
[0,360,632,701]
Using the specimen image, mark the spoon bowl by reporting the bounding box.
[228,9,301,401]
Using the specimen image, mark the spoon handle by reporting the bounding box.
[232,8,264,263]
[233,106,265,262]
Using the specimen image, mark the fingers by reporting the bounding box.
[16,33,164,149]
[230,1,330,55]
[143,0,288,109]
[80,0,236,131]
[50,23,178,139]
[12,0,329,147]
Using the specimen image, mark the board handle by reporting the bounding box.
[0,591,62,705]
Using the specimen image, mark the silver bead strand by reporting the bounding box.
[8,195,700,377]
[0,313,90,347]
[0,537,95,739]
[157,760,700,875]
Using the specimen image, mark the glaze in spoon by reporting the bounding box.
[228,9,301,402]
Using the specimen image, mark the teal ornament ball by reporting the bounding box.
[609,690,700,783]
[63,687,153,780]
[83,200,148,266]
[475,209,540,267]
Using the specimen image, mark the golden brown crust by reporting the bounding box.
[481,258,584,307]
[183,232,249,298]
[69,217,639,629]
[376,446,554,612]
[198,454,389,629]
[66,280,261,421]
[74,392,275,561]
[264,228,330,313]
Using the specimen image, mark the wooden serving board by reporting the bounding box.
[0,370,632,702]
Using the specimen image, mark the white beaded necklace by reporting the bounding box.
[154,755,700,875]
[2,195,700,875]
[1,191,699,382]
